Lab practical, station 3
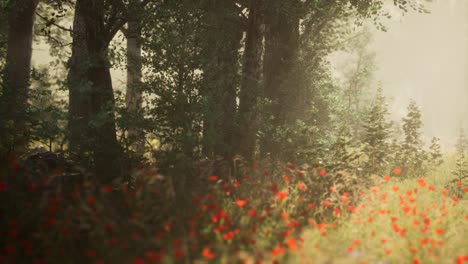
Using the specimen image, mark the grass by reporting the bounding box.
[289,159,468,264]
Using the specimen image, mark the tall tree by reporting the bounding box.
[123,0,144,155]
[237,0,264,160]
[260,0,300,156]
[0,0,40,154]
[200,0,243,159]
[362,87,392,173]
[67,0,128,184]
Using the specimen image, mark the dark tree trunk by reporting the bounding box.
[237,0,264,160]
[67,0,122,184]
[0,0,39,153]
[125,16,144,154]
[201,1,243,159]
[260,0,300,157]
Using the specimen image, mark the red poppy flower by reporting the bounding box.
[208,175,218,182]
[393,168,402,175]
[276,191,287,202]
[319,169,326,176]
[236,199,247,207]
[202,248,215,259]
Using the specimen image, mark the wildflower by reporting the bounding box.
[323,201,331,207]
[248,209,257,217]
[393,168,402,175]
[202,248,216,259]
[283,175,290,183]
[0,181,7,192]
[208,175,218,182]
[102,185,113,193]
[86,249,96,258]
[236,199,247,207]
[392,186,399,192]
[286,238,297,252]
[174,249,184,260]
[277,191,287,202]
[384,175,391,182]
[319,169,327,176]
[271,244,285,257]
[132,257,145,264]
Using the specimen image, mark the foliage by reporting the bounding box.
[448,155,468,198]
[454,127,468,156]
[0,158,370,263]
[362,87,392,174]
[428,137,443,167]
[398,100,428,178]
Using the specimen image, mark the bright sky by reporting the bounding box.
[371,0,467,148]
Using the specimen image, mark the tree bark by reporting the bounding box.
[67,0,122,184]
[201,1,243,159]
[237,0,264,160]
[0,0,39,153]
[260,0,300,157]
[125,13,144,154]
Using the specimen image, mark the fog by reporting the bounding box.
[371,0,467,149]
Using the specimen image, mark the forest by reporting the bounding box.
[0,0,467,263]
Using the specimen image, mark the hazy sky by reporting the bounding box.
[371,0,467,148]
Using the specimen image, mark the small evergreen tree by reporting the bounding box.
[455,127,468,155]
[428,137,443,167]
[400,100,427,177]
[327,126,363,174]
[362,87,392,174]
[448,154,468,198]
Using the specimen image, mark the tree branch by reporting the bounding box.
[35,11,73,33]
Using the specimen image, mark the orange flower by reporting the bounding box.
[323,201,331,207]
[283,175,290,183]
[393,168,402,175]
[277,191,287,202]
[236,199,247,207]
[384,175,391,182]
[319,169,327,176]
[202,248,215,260]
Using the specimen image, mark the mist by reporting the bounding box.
[371,0,467,149]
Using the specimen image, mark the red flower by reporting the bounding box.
[0,181,7,192]
[283,175,290,183]
[322,201,331,207]
[319,169,326,176]
[236,199,247,207]
[393,168,402,175]
[86,249,96,258]
[208,175,218,182]
[102,185,113,193]
[276,191,287,202]
[202,248,215,260]
[132,257,145,264]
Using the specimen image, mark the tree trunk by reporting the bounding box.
[260,0,300,157]
[0,0,39,153]
[237,0,264,160]
[201,1,242,159]
[67,0,122,184]
[125,3,144,155]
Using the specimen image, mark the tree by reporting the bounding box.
[428,136,443,166]
[399,100,427,177]
[199,0,243,159]
[455,126,467,155]
[362,87,392,174]
[67,0,130,184]
[237,0,264,160]
[0,0,40,154]
[123,0,145,155]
